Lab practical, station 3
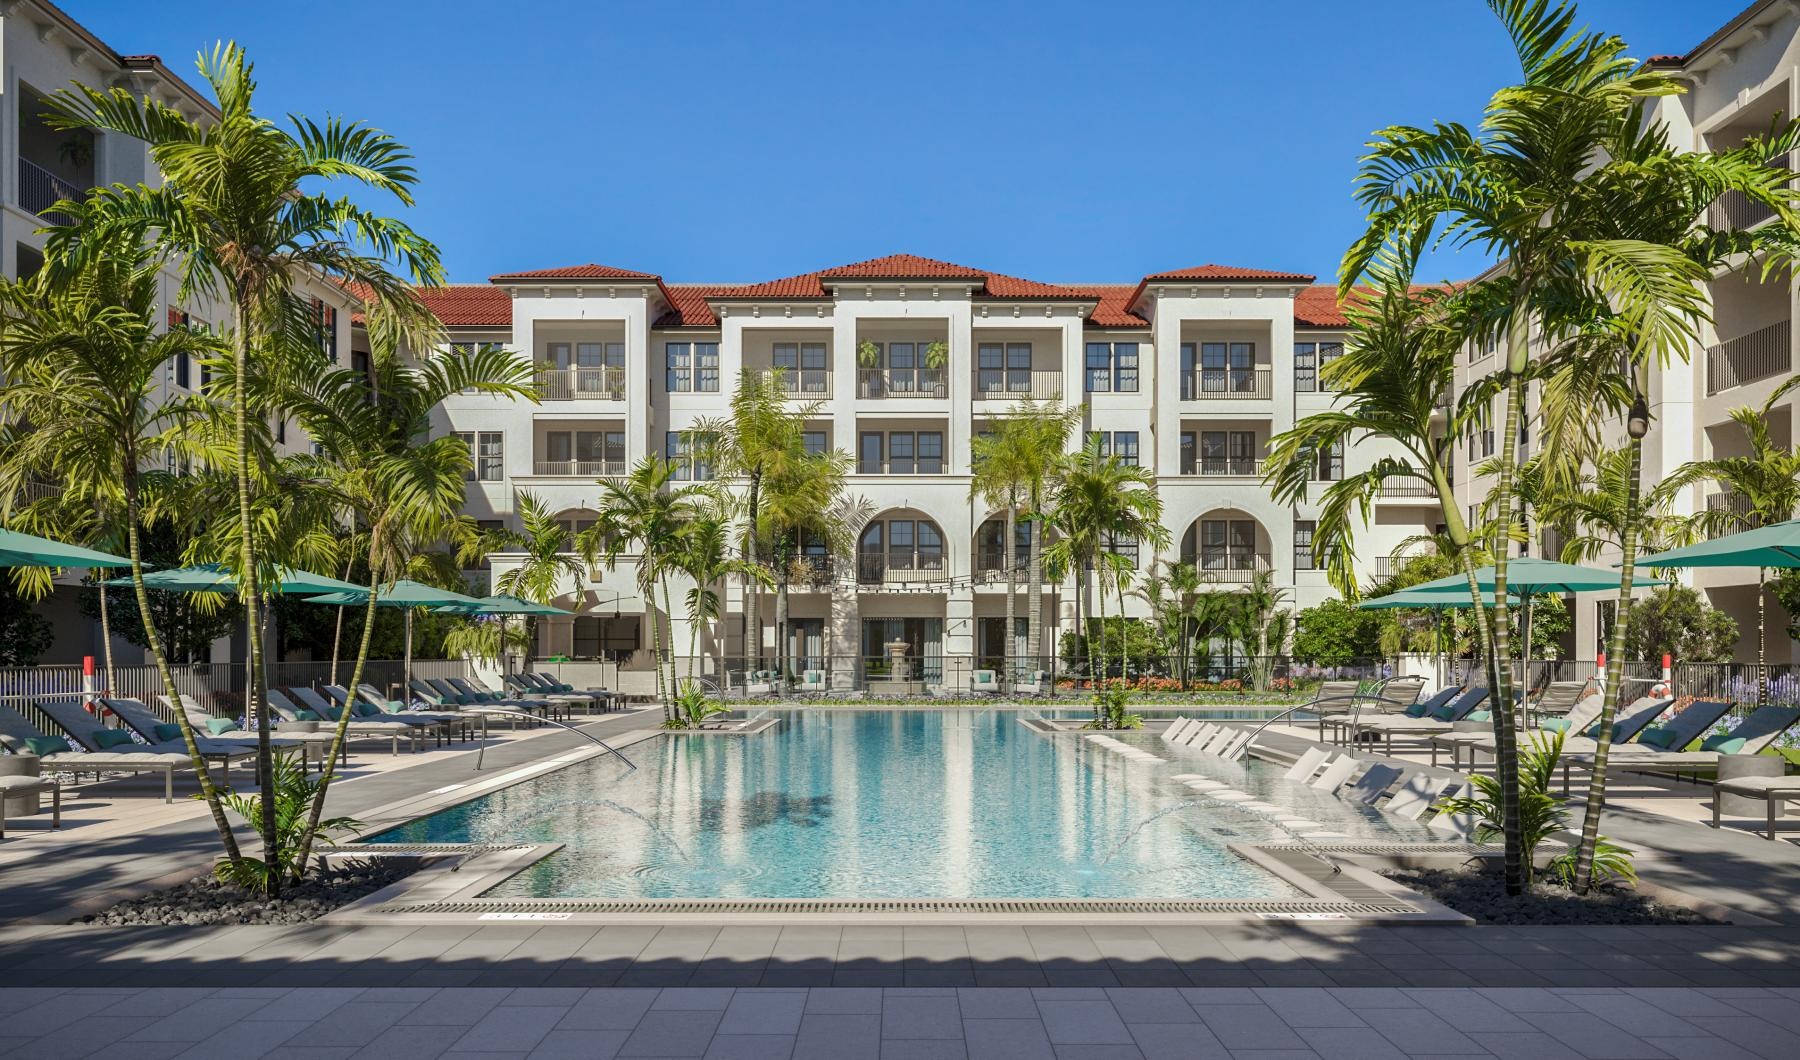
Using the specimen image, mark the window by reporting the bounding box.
[857,431,942,474]
[310,298,337,361]
[858,518,946,579]
[1294,341,1344,392]
[1187,341,1256,397]
[1294,520,1318,570]
[801,431,828,457]
[544,430,623,474]
[1313,438,1344,481]
[862,340,943,394]
[666,342,720,392]
[666,431,714,481]
[977,342,1033,394]
[976,518,1030,572]
[1189,519,1259,572]
[1084,342,1139,393]
[167,309,204,388]
[1199,431,1259,475]
[455,431,504,481]
[1104,532,1139,569]
[1480,429,1495,458]
[275,417,287,445]
[773,342,828,394]
[1091,431,1139,466]
[1180,431,1196,475]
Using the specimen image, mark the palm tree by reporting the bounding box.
[582,457,713,716]
[284,319,534,872]
[1665,396,1800,709]
[672,494,772,685]
[759,445,867,684]
[45,43,443,892]
[1012,401,1080,671]
[0,237,245,869]
[691,369,824,670]
[470,491,590,670]
[971,422,1028,682]
[1232,571,1291,692]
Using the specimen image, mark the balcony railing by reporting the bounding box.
[1181,368,1272,400]
[974,549,1028,582]
[1710,182,1784,232]
[972,370,1062,401]
[532,459,626,477]
[1184,458,1266,477]
[857,554,949,585]
[536,366,626,400]
[1705,319,1791,396]
[1705,492,1757,539]
[858,368,946,399]
[762,369,833,399]
[1190,554,1274,583]
[17,158,82,223]
[780,555,836,587]
[1379,476,1435,498]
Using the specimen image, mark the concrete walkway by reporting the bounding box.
[0,984,1795,1059]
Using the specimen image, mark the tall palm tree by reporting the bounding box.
[284,319,534,871]
[1012,401,1080,670]
[691,369,823,670]
[672,494,771,684]
[470,491,590,669]
[44,43,443,891]
[0,238,244,869]
[582,457,713,715]
[760,445,866,683]
[971,421,1029,680]
[1232,571,1291,691]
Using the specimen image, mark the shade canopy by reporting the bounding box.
[1636,519,1800,570]
[304,579,483,609]
[1399,557,1665,596]
[434,594,572,617]
[1360,588,1521,610]
[0,528,135,569]
[104,563,363,595]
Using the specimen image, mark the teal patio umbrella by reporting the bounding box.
[305,580,485,703]
[0,527,134,568]
[1361,589,1521,689]
[103,562,364,595]
[433,594,573,617]
[1637,518,1800,708]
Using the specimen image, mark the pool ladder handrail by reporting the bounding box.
[1227,680,1408,761]
[470,707,637,772]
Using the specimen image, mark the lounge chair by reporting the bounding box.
[270,689,421,754]
[1711,774,1800,840]
[504,673,588,713]
[529,671,614,705]
[798,669,828,695]
[0,704,190,802]
[332,684,467,741]
[1340,762,1404,804]
[970,669,1000,695]
[1608,704,1800,783]
[1431,689,1602,768]
[1348,686,1491,753]
[1309,756,1361,791]
[165,693,348,769]
[1525,680,1592,723]
[0,773,60,837]
[1306,680,1376,739]
[446,677,562,718]
[743,669,779,697]
[1381,773,1470,822]
[1013,670,1050,696]
[130,696,331,773]
[39,696,256,781]
[1281,746,1331,781]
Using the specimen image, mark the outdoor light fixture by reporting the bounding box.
[1626,393,1651,439]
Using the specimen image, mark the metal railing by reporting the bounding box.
[535,366,627,400]
[974,549,1028,582]
[1710,180,1783,231]
[0,659,474,721]
[18,157,82,222]
[1181,368,1271,400]
[1185,458,1265,477]
[761,369,833,399]
[1188,555,1274,583]
[1705,319,1790,396]
[858,368,947,398]
[1379,477,1435,498]
[856,554,950,585]
[532,459,627,477]
[1705,491,1756,538]
[972,370,1062,401]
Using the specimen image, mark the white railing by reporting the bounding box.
[972,370,1062,401]
[1705,319,1791,396]
[536,366,626,400]
[1181,368,1271,400]
[532,459,627,477]
[761,369,833,399]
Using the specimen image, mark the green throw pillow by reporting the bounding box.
[352,702,379,717]
[1430,704,1459,721]
[1466,709,1491,723]
[206,718,240,735]
[153,723,184,744]
[1701,733,1746,754]
[1404,703,1429,718]
[23,735,69,756]
[293,709,321,722]
[1638,726,1679,749]
[93,728,135,749]
[1540,718,1572,733]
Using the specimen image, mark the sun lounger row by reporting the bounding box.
[1160,717,1252,758]
[1083,732,1164,764]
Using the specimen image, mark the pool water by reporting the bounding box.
[366,710,1435,900]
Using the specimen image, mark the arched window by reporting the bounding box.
[858,516,945,583]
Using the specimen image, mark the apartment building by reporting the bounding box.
[1,0,357,663]
[1443,0,1800,667]
[421,254,1439,683]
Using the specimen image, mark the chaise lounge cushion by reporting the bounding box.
[1701,733,1746,754]
[24,735,70,756]
[153,723,184,744]
[1638,726,1680,749]
[206,717,241,735]
[93,729,135,750]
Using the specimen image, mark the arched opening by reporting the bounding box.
[1179,510,1272,584]
[857,512,947,585]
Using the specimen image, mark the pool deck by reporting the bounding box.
[6,709,1800,1056]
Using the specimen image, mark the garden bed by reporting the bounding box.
[72,858,420,926]
[1381,863,1720,925]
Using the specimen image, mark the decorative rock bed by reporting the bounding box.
[1382,863,1719,925]
[73,858,418,926]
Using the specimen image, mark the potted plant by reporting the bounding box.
[857,339,882,368]
[924,340,948,397]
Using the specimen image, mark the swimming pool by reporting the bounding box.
[366,710,1437,901]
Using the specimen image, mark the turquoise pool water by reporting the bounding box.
[367,710,1433,900]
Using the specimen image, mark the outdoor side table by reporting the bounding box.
[1717,754,1786,817]
[0,753,43,816]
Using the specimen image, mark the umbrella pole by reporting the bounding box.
[404,608,414,708]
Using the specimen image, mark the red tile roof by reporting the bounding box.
[655,285,738,328]
[1142,264,1318,284]
[419,285,513,326]
[488,263,661,282]
[1061,285,1148,328]
[1293,284,1352,328]
[817,253,988,280]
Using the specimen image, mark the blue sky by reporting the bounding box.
[78,0,1738,286]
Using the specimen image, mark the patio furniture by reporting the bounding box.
[1323,681,1449,744]
[521,672,608,711]
[39,696,260,779]
[428,679,546,725]
[269,689,421,754]
[334,685,468,741]
[744,670,779,696]
[1281,746,1331,782]
[128,696,328,773]
[1431,689,1602,768]
[798,670,828,695]
[0,705,189,803]
[1013,670,1050,696]
[1711,774,1800,840]
[163,693,349,770]
[0,773,60,837]
[1306,680,1376,740]
[1598,705,1800,785]
[970,669,999,695]
[1347,686,1491,754]
[1340,763,1404,804]
[1309,755,1360,792]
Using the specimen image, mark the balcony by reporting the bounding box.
[531,459,626,477]
[536,366,626,401]
[17,157,82,223]
[858,368,946,399]
[974,549,1028,583]
[1379,476,1436,499]
[1191,554,1274,584]
[972,370,1062,402]
[762,369,833,399]
[1182,458,1266,478]
[857,554,949,586]
[1181,368,1272,401]
[1705,320,1791,397]
[1710,176,1784,231]
[1706,491,1756,539]
[780,555,836,588]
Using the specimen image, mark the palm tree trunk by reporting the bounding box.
[97,581,115,692]
[745,471,762,671]
[329,558,352,684]
[661,577,678,715]
[1573,433,1643,892]
[125,477,242,866]
[1027,492,1044,679]
[1095,569,1108,725]
[1004,504,1018,686]
[295,546,383,875]
[645,577,667,720]
[232,297,279,896]
[1488,313,1529,897]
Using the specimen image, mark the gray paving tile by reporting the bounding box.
[172,1018,314,1059]
[1294,1026,1408,1060]
[1568,993,1710,1038]
[128,997,275,1043]
[1466,1031,1586,1060]
[619,1010,724,1057]
[1189,1006,1308,1051]
[556,989,662,1030]
[1685,1015,1793,1059]
[956,988,1039,1019]
[1357,1007,1486,1054]
[1048,1045,1146,1059]
[703,1034,797,1059]
[879,1041,967,1059]
[655,989,738,1011]
[254,1048,358,1059]
[1038,999,1133,1045]
[1104,988,1199,1024]
[1518,1011,1672,1058]
[349,1024,471,1060]
[792,1013,880,1060]
[1637,1039,1764,1060]
[303,1002,421,1047]
[399,988,514,1026]
[86,1043,190,1060]
[804,989,884,1014]
[719,992,805,1036]
[882,996,962,1039]
[451,1005,569,1053]
[527,1029,630,1059]
[963,1019,1056,1060]
[1128,1022,1231,1059]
